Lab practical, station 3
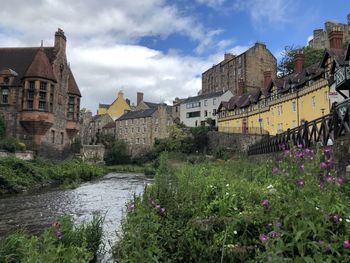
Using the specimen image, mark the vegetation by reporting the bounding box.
[278,46,324,76]
[0,214,104,263]
[115,147,350,262]
[0,115,5,140]
[0,157,105,195]
[103,137,131,165]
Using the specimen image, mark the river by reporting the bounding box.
[0,172,151,262]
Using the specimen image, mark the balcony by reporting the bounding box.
[66,120,80,139]
[20,111,54,135]
[334,66,350,98]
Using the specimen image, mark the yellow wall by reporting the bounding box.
[218,79,330,135]
[97,91,131,120]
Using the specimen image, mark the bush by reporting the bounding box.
[115,146,350,262]
[104,139,131,165]
[0,137,26,152]
[0,215,104,263]
[0,115,5,139]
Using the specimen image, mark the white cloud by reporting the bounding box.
[307,35,313,45]
[233,0,297,28]
[196,0,227,8]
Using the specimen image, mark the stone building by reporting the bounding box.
[0,29,81,158]
[102,121,116,137]
[96,90,131,120]
[116,101,173,155]
[81,113,113,145]
[201,42,276,95]
[308,14,350,50]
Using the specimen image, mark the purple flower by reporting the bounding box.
[298,144,303,149]
[319,181,325,190]
[261,199,269,207]
[271,231,280,238]
[260,234,269,242]
[296,179,305,188]
[319,240,325,246]
[155,204,161,210]
[160,207,166,214]
[55,230,62,240]
[320,162,328,170]
[344,240,350,248]
[272,167,279,174]
[295,151,305,159]
[53,222,62,240]
[324,148,332,158]
[128,203,135,211]
[325,175,333,183]
[336,177,345,186]
[304,148,313,156]
[326,159,335,169]
[300,164,305,171]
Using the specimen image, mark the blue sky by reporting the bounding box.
[0,0,349,111]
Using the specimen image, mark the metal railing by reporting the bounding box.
[247,98,350,155]
[219,127,269,135]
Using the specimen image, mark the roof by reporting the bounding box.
[144,101,161,108]
[67,67,81,97]
[23,48,56,82]
[0,47,56,85]
[117,108,158,121]
[182,90,224,104]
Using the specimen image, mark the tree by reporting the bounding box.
[104,139,131,165]
[278,46,324,77]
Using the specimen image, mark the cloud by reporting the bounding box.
[196,0,227,8]
[233,0,297,29]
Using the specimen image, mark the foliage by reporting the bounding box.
[278,46,324,76]
[115,147,350,262]
[71,137,82,154]
[104,139,131,165]
[0,115,5,140]
[0,157,104,195]
[0,215,103,263]
[0,137,26,152]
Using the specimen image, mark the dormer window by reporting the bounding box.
[2,87,9,104]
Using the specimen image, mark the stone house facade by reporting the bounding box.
[201,42,276,95]
[116,103,173,155]
[308,13,350,49]
[0,29,81,159]
[81,113,113,145]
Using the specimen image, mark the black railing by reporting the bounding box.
[247,98,350,155]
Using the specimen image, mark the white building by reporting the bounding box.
[179,90,233,127]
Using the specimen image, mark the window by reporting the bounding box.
[292,101,296,112]
[125,120,128,126]
[175,106,178,113]
[213,109,217,116]
[278,105,283,116]
[2,88,8,104]
[204,110,208,117]
[143,138,146,144]
[154,127,158,132]
[39,82,47,111]
[186,102,200,109]
[155,118,159,124]
[27,81,35,110]
[213,98,217,105]
[67,96,75,119]
[278,123,283,133]
[144,127,147,132]
[204,100,208,106]
[136,138,139,144]
[50,85,54,112]
[51,130,55,143]
[137,127,140,133]
[131,127,134,133]
[61,132,64,145]
[312,96,316,109]
[186,111,200,118]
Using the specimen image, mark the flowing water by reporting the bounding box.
[0,172,151,262]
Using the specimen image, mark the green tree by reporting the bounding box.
[278,46,324,77]
[104,139,131,165]
[0,115,5,139]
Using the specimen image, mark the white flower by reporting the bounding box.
[234,207,238,210]
[346,219,350,223]
[339,218,343,222]
[233,230,237,235]
[226,184,230,187]
[315,207,319,211]
[210,185,213,188]
[267,184,274,189]
[269,188,277,194]
[226,192,229,195]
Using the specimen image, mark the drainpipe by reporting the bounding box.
[296,90,300,126]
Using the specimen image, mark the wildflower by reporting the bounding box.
[127,203,135,211]
[324,148,332,158]
[298,144,303,149]
[284,150,290,156]
[226,192,229,195]
[260,234,269,242]
[295,151,305,159]
[326,159,335,169]
[261,199,269,207]
[344,240,350,249]
[304,148,313,156]
[267,184,274,189]
[272,166,279,173]
[271,231,280,238]
[296,179,305,188]
[325,175,333,183]
[336,177,345,186]
[300,164,305,171]
[226,184,230,187]
[315,207,319,210]
[320,162,328,170]
[160,207,166,215]
[53,222,62,240]
[155,204,161,210]
[319,181,325,190]
[346,219,350,223]
[233,230,237,235]
[267,255,272,262]
[331,214,341,223]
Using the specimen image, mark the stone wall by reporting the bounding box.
[80,144,105,163]
[207,131,267,155]
[0,150,34,160]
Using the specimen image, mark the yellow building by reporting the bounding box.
[97,91,131,120]
[218,62,330,136]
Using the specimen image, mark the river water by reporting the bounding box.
[0,172,151,262]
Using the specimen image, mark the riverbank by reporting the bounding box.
[0,215,103,263]
[115,148,350,262]
[0,157,105,195]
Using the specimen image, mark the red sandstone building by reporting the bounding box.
[0,29,81,158]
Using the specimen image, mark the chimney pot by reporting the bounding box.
[54,28,66,54]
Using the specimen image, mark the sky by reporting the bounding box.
[0,0,349,113]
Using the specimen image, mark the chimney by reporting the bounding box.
[126,98,130,106]
[294,50,304,74]
[118,90,124,99]
[137,92,144,106]
[238,78,244,96]
[263,70,272,89]
[224,53,235,61]
[329,27,344,49]
[54,28,66,54]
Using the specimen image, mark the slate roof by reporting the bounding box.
[117,108,158,121]
[23,48,56,81]
[144,101,160,108]
[98,103,110,109]
[67,68,81,96]
[182,90,224,104]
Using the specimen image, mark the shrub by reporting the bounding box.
[0,115,5,139]
[0,137,26,152]
[104,139,131,165]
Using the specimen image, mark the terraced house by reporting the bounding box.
[0,29,81,158]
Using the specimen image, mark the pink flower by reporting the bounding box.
[296,179,305,188]
[298,144,303,149]
[336,177,345,186]
[260,234,269,242]
[155,204,161,210]
[325,175,333,183]
[271,231,280,238]
[261,199,269,207]
[320,162,328,170]
[344,240,350,248]
[272,167,279,173]
[128,203,135,211]
[300,164,305,171]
